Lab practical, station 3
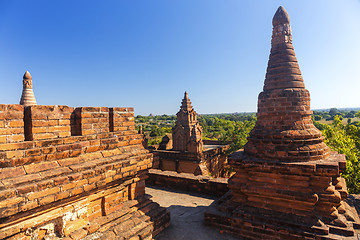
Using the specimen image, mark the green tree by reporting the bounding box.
[318,115,360,193]
[355,111,360,119]
[329,108,339,116]
[314,115,322,121]
[220,117,256,153]
[150,126,165,137]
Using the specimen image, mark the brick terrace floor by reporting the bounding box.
[146,186,238,240]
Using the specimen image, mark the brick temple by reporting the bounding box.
[154,92,229,177]
[0,104,170,239]
[205,6,360,239]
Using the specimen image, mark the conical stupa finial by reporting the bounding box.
[23,71,32,80]
[272,6,290,26]
[263,6,304,90]
[20,71,37,106]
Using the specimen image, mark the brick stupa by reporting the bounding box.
[172,91,203,153]
[20,71,37,106]
[205,6,360,239]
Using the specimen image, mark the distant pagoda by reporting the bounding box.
[172,91,203,153]
[20,71,37,106]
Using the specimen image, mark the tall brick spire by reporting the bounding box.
[264,6,305,90]
[205,7,360,239]
[172,91,203,153]
[20,71,37,106]
[244,6,329,162]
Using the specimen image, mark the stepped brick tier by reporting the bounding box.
[153,92,229,177]
[0,104,169,240]
[20,71,37,107]
[205,6,360,239]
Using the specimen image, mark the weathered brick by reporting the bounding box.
[39,195,55,205]
[7,135,25,143]
[27,187,60,201]
[37,179,54,191]
[62,179,88,191]
[24,161,59,174]
[2,173,41,186]
[0,166,26,180]
[19,200,38,212]
[55,191,70,200]
[10,155,46,167]
[17,184,36,195]
[0,197,24,208]
[0,205,18,218]
[0,189,16,200]
[53,176,69,185]
[69,228,87,240]
[63,218,88,236]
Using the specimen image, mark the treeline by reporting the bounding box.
[198,113,256,152]
[135,115,175,144]
[313,108,360,124]
[135,113,256,148]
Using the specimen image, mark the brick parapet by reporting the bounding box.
[0,104,169,239]
[109,107,135,132]
[24,105,74,141]
[0,104,25,143]
[155,143,229,163]
[156,149,201,162]
[75,107,110,136]
[147,169,228,197]
[0,105,137,142]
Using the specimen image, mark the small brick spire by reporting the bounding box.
[20,71,37,106]
[244,6,329,162]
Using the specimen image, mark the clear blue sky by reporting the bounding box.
[1,1,359,116]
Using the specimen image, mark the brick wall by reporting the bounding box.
[109,107,135,132]
[155,142,229,177]
[147,169,229,197]
[75,107,110,136]
[0,104,169,239]
[0,104,24,143]
[24,105,73,141]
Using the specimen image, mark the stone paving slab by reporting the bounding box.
[146,186,238,240]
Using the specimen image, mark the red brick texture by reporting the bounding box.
[0,104,24,144]
[109,107,135,132]
[205,6,360,239]
[74,107,110,136]
[24,105,73,141]
[0,105,169,239]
